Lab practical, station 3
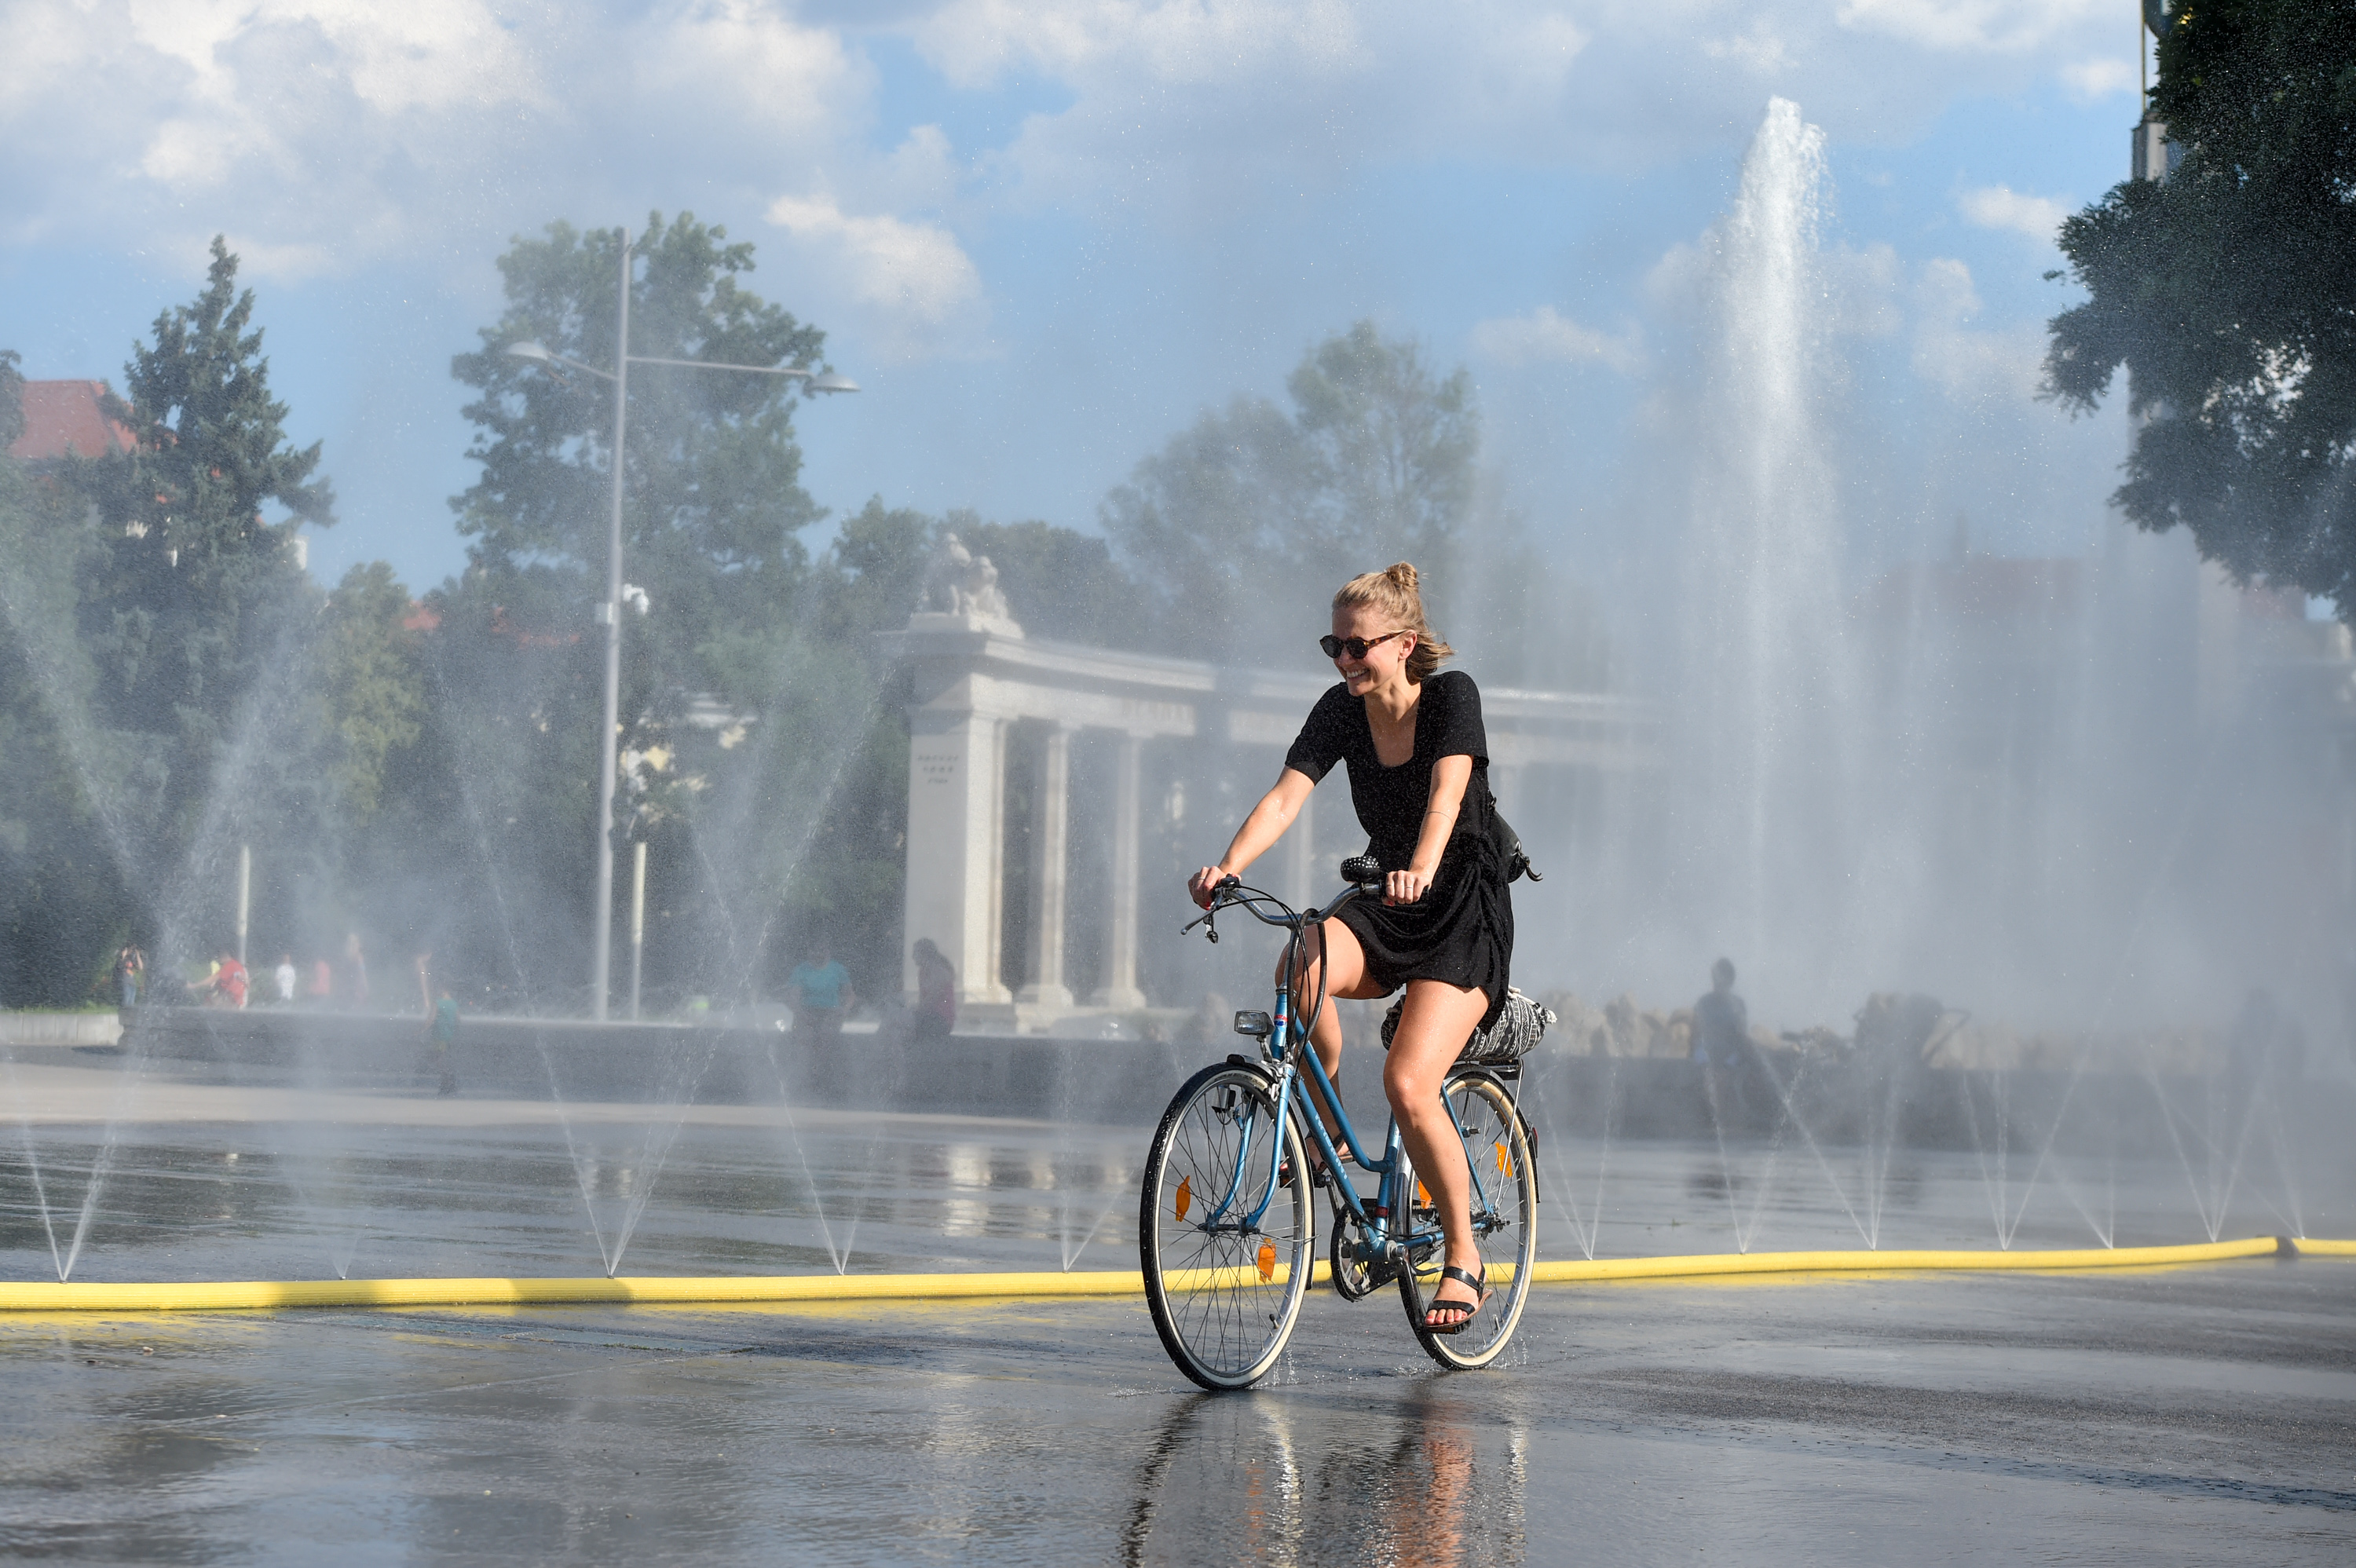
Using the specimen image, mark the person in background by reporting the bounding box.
[429,988,460,1097]
[214,951,249,1010]
[414,950,434,1018]
[911,938,956,1044]
[305,955,333,1006]
[788,940,856,1053]
[115,945,144,1010]
[344,933,369,1008]
[273,953,298,1006]
[1691,956,1751,1123]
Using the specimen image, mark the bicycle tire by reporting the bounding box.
[1398,1069,1538,1370]
[1140,1061,1315,1391]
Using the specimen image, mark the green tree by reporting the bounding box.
[314,563,428,823]
[0,363,134,1005]
[1101,320,1479,658]
[0,349,23,451]
[446,214,856,1007]
[2043,0,2356,613]
[74,237,333,850]
[451,213,832,713]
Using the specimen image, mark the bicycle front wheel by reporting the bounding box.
[1140,1061,1315,1391]
[1399,1069,1538,1370]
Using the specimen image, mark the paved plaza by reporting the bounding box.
[0,1060,2351,1563]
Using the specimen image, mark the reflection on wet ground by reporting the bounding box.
[4,1266,2351,1563]
[2,1058,2347,1284]
[2,1064,2353,1561]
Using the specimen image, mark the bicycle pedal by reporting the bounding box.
[1277,1157,1333,1189]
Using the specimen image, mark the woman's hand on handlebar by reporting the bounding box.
[1188,866,1238,908]
[1384,866,1434,906]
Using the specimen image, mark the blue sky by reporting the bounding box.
[2,1,2152,598]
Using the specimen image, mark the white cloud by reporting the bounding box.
[1822,242,1904,338]
[1959,184,2070,244]
[1911,257,2043,401]
[634,0,858,139]
[1836,0,2112,53]
[1703,21,1792,75]
[765,191,986,353]
[912,0,1370,90]
[2060,55,2137,102]
[1472,307,1643,375]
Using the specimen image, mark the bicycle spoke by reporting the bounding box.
[1401,1070,1538,1370]
[1142,1065,1313,1390]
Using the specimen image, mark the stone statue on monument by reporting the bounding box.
[914,533,1021,634]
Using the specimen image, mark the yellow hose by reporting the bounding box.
[0,1236,2330,1314]
[1520,1234,2287,1283]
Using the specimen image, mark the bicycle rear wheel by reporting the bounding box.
[1141,1061,1315,1391]
[1399,1069,1538,1370]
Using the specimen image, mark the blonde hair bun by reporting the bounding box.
[1334,561,1453,682]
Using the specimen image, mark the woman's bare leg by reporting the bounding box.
[1383,978,1492,1325]
[1282,918,1385,1150]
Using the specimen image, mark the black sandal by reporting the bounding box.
[1421,1264,1489,1336]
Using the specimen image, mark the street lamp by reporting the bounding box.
[506,226,858,1022]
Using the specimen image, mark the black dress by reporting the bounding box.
[1283,669,1515,1028]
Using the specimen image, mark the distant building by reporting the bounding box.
[7,379,136,462]
[8,375,312,569]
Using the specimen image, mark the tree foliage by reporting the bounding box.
[0,378,130,1005]
[1101,321,1478,657]
[72,238,334,844]
[451,214,831,711]
[315,563,427,823]
[0,349,23,451]
[2044,0,2356,612]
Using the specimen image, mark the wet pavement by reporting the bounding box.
[7,1263,2353,1563]
[5,1055,2347,1285]
[2,1060,2353,1561]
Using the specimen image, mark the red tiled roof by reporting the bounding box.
[1861,557,2083,627]
[9,380,137,461]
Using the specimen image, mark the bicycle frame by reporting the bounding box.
[1187,875,1499,1267]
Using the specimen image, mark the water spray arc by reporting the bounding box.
[502,228,857,1022]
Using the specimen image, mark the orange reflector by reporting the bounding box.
[1495,1141,1513,1179]
[1175,1176,1191,1223]
[1257,1240,1276,1281]
[1416,1180,1430,1208]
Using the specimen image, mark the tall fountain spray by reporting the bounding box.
[1673,99,1862,1011]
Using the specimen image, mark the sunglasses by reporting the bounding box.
[1319,630,1410,660]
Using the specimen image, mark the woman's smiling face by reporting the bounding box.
[1330,603,1414,696]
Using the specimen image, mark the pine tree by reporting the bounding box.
[75,237,335,851]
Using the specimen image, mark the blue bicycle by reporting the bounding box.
[1140,857,1540,1389]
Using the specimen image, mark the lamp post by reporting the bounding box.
[507,226,858,1022]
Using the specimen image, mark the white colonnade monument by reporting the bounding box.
[884,540,1660,1030]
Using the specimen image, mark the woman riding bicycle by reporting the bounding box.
[1188,562,1515,1336]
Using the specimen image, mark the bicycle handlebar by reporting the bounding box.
[1180,858,1385,939]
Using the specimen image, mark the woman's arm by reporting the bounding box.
[1188,768,1317,906]
[1388,754,1472,906]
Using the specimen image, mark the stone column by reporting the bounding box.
[902,709,1013,1007]
[1487,760,1523,824]
[1283,783,1316,908]
[1015,723,1074,1011]
[1091,732,1148,1009]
